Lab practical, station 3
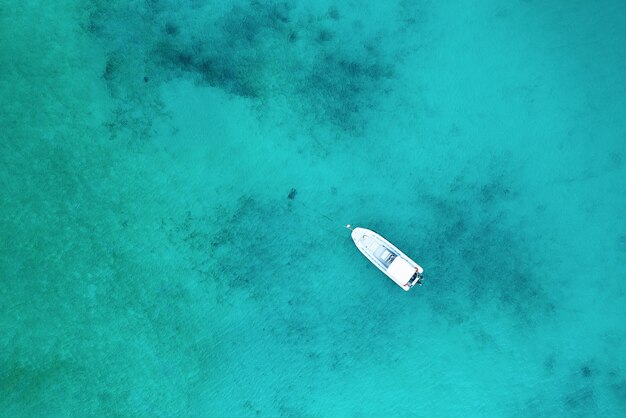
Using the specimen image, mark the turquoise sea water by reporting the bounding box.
[1,0,625,416]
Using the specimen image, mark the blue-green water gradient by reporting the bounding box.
[1,0,625,416]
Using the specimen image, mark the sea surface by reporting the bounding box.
[1,1,625,416]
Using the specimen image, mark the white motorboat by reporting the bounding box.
[347,225,424,291]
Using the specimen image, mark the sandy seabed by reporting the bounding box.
[1,1,625,416]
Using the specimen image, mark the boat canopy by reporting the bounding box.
[386,257,416,285]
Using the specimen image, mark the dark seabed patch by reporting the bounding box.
[581,365,593,378]
[165,195,317,303]
[415,159,555,328]
[544,355,556,374]
[563,386,596,415]
[88,0,411,134]
[163,191,405,376]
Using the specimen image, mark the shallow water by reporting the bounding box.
[1,1,625,416]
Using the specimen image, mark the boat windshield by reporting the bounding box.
[373,245,396,267]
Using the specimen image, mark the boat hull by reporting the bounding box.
[351,227,423,291]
